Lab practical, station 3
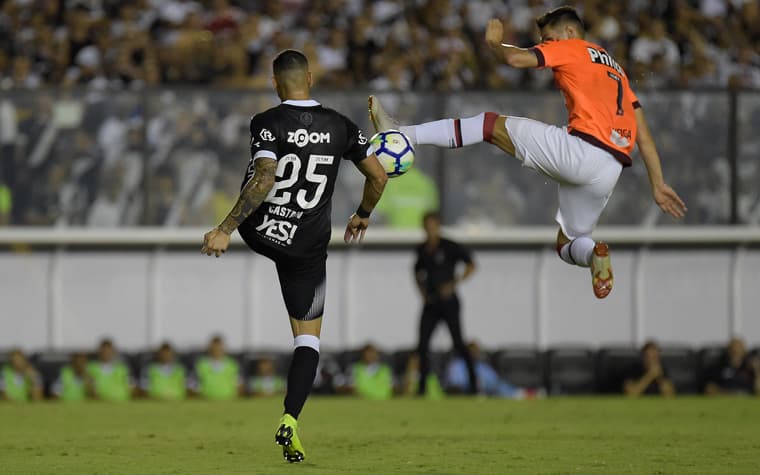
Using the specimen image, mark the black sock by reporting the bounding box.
[283,347,319,419]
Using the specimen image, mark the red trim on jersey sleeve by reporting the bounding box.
[531,47,545,67]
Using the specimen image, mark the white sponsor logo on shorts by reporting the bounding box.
[256,215,298,245]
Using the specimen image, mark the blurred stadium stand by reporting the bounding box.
[0,89,758,228]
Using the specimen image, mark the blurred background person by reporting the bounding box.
[141,342,188,401]
[192,335,243,400]
[347,344,393,400]
[52,352,93,402]
[375,167,439,229]
[88,338,135,402]
[705,338,760,396]
[311,356,347,395]
[401,352,444,399]
[624,341,676,397]
[249,358,286,397]
[446,341,541,399]
[0,349,43,402]
[414,211,477,396]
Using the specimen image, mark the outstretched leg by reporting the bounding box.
[369,96,516,156]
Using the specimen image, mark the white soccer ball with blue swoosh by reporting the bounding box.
[369,130,415,178]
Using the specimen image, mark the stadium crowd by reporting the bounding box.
[2,335,759,402]
[1,0,759,90]
[0,0,759,229]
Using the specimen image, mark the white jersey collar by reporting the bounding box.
[282,99,320,107]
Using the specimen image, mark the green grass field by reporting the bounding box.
[1,397,759,474]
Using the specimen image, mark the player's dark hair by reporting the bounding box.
[422,210,441,224]
[536,6,585,32]
[272,49,309,76]
[99,338,113,348]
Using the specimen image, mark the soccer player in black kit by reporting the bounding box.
[414,212,478,395]
[201,49,388,463]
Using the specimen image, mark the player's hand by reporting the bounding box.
[202,227,231,257]
[485,19,504,49]
[439,281,456,299]
[653,183,687,219]
[344,214,369,244]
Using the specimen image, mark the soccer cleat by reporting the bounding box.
[590,242,613,299]
[275,414,305,463]
[368,95,397,133]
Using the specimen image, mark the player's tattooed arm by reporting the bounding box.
[218,158,277,234]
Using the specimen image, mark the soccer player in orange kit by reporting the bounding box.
[368,6,687,299]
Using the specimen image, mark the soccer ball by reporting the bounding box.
[369,130,415,178]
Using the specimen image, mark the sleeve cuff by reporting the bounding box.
[531,47,545,67]
[253,150,277,161]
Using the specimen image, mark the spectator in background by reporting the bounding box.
[0,176,10,225]
[401,352,444,399]
[193,335,242,400]
[88,338,134,401]
[249,358,286,397]
[52,352,93,402]
[705,338,760,396]
[375,167,439,229]
[348,344,393,400]
[311,356,346,395]
[446,341,541,399]
[624,341,676,397]
[0,349,43,402]
[141,342,187,401]
[414,211,477,396]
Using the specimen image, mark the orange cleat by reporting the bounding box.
[590,242,613,299]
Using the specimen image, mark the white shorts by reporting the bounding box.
[505,117,623,239]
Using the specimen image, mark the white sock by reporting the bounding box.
[294,334,320,353]
[559,236,595,267]
[401,113,488,148]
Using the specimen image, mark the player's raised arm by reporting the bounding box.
[344,154,388,243]
[202,157,277,257]
[485,19,539,69]
[634,108,687,219]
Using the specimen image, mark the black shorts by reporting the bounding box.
[240,235,326,321]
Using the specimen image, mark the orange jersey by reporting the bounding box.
[532,39,639,166]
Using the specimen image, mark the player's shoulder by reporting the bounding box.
[250,104,287,124]
[318,105,356,127]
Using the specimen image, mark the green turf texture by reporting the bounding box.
[1,397,758,474]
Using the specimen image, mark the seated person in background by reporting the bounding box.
[192,335,243,400]
[347,344,394,400]
[624,341,675,397]
[705,338,760,396]
[0,349,43,402]
[447,341,541,399]
[141,342,187,401]
[52,352,93,401]
[312,356,347,395]
[88,339,135,401]
[249,358,286,397]
[401,353,444,399]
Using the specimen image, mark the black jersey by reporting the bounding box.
[414,238,473,298]
[238,99,370,258]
